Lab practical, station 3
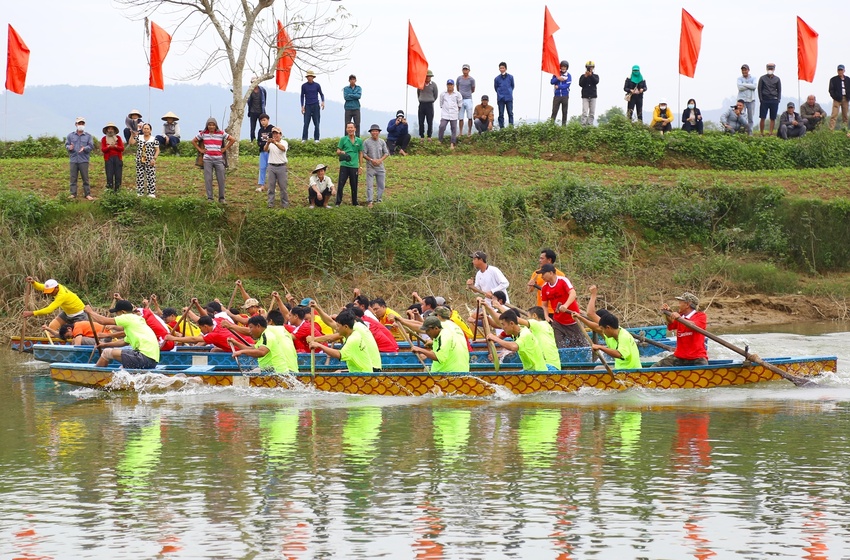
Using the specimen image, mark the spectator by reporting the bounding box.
[255,113,273,192]
[417,70,438,139]
[308,163,335,209]
[100,122,125,192]
[473,95,494,133]
[456,64,476,136]
[335,122,363,206]
[721,100,752,134]
[386,110,411,156]
[192,117,236,203]
[363,124,389,207]
[828,64,850,130]
[737,64,757,133]
[131,122,159,198]
[624,65,647,122]
[800,95,826,131]
[124,109,143,143]
[579,60,599,126]
[438,79,463,149]
[650,99,673,134]
[550,60,571,125]
[264,126,289,208]
[156,111,181,153]
[246,81,267,141]
[66,117,94,201]
[681,98,704,134]
[300,70,325,143]
[778,102,807,139]
[343,74,362,136]
[494,62,515,128]
[758,63,781,136]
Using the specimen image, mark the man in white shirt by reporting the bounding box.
[466,251,510,306]
[438,79,463,150]
[264,126,289,208]
[737,64,757,134]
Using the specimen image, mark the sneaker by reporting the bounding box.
[147,194,156,198]
[301,140,306,144]
[314,140,320,144]
[255,187,264,192]
[309,205,315,209]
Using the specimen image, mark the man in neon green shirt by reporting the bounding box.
[572,310,642,370]
[22,277,86,331]
[487,309,549,371]
[481,299,560,370]
[309,310,374,373]
[85,301,160,368]
[232,313,298,373]
[412,316,470,373]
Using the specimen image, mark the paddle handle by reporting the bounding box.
[662,310,810,387]
[472,301,481,341]
[228,339,245,375]
[310,311,316,375]
[577,320,615,376]
[19,281,31,353]
[631,330,675,352]
[398,322,428,371]
[480,310,499,373]
[227,285,239,311]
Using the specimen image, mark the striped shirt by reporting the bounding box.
[196,130,230,160]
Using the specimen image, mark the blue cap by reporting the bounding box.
[300,298,313,306]
[446,79,454,85]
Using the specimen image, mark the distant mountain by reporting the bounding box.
[0,84,395,141]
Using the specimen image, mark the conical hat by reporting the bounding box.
[161,111,179,121]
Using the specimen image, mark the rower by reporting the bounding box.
[231,313,298,373]
[411,316,470,373]
[22,277,86,331]
[655,292,708,367]
[85,301,160,368]
[572,310,642,369]
[309,301,383,370]
[308,310,375,373]
[166,315,254,351]
[486,309,551,371]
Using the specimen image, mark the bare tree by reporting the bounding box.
[118,0,359,167]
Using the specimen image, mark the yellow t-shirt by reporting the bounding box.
[339,328,374,373]
[32,282,85,317]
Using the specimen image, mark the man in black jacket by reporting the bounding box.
[579,61,599,126]
[828,64,850,130]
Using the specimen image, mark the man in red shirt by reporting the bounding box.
[166,315,254,351]
[539,264,586,348]
[655,292,708,367]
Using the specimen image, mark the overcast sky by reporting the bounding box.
[3,0,846,123]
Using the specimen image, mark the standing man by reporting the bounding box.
[386,110,411,156]
[255,113,273,193]
[550,60,571,125]
[417,70,439,140]
[343,74,362,136]
[336,122,364,206]
[300,70,325,143]
[737,64,757,134]
[66,117,94,200]
[778,102,807,139]
[264,126,289,208]
[466,251,510,305]
[22,277,86,331]
[456,64,476,136]
[438,79,463,149]
[363,124,389,207]
[473,95,494,133]
[526,249,564,313]
[246,80,267,142]
[494,62,515,129]
[655,292,708,367]
[758,63,781,136]
[624,65,647,122]
[579,60,599,126]
[800,95,826,131]
[828,64,850,131]
[192,117,236,204]
[539,264,585,348]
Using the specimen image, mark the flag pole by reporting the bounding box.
[538,74,543,123]
[678,75,681,130]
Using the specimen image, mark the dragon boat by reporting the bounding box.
[49,355,837,397]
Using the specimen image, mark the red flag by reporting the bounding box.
[149,21,172,90]
[406,22,428,88]
[797,17,818,82]
[5,25,30,95]
[276,21,296,91]
[678,9,704,78]
[541,7,560,75]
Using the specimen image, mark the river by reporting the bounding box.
[2,325,850,559]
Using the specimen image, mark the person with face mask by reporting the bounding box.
[66,117,95,200]
[623,65,647,122]
[650,99,674,134]
[681,99,704,134]
[757,63,782,135]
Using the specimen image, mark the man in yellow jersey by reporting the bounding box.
[309,310,374,373]
[85,301,160,368]
[22,277,86,331]
[412,316,470,373]
[231,313,298,373]
[572,310,642,370]
[486,309,551,371]
[480,299,559,369]
[369,297,405,340]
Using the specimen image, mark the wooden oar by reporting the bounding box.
[44,330,55,345]
[575,315,615,376]
[85,311,102,364]
[398,321,428,372]
[227,284,239,311]
[228,339,245,375]
[309,310,316,376]
[505,303,530,317]
[18,282,31,353]
[661,310,812,387]
[472,300,481,341]
[631,330,675,352]
[480,311,499,373]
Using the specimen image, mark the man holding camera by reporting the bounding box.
[335,122,363,206]
[386,110,411,156]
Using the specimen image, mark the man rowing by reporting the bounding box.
[486,309,552,371]
[85,301,160,368]
[309,301,384,370]
[655,292,708,367]
[572,310,642,369]
[411,316,470,372]
[166,315,254,351]
[231,312,298,373]
[308,309,375,372]
[22,277,86,331]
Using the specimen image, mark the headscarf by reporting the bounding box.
[629,65,644,84]
[205,117,220,132]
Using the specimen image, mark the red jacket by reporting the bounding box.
[101,136,125,161]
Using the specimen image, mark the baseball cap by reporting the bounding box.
[462,64,470,70]
[839,64,846,71]
[787,101,795,108]
[741,64,749,70]
[471,251,487,261]
[674,292,700,308]
[43,279,59,293]
[75,117,86,124]
[446,79,454,85]
[435,296,447,306]
[300,298,313,306]
[434,306,451,319]
[109,300,135,313]
[481,95,489,101]
[242,298,260,309]
[421,316,442,331]
[396,110,405,118]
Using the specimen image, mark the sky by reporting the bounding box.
[2,0,848,127]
